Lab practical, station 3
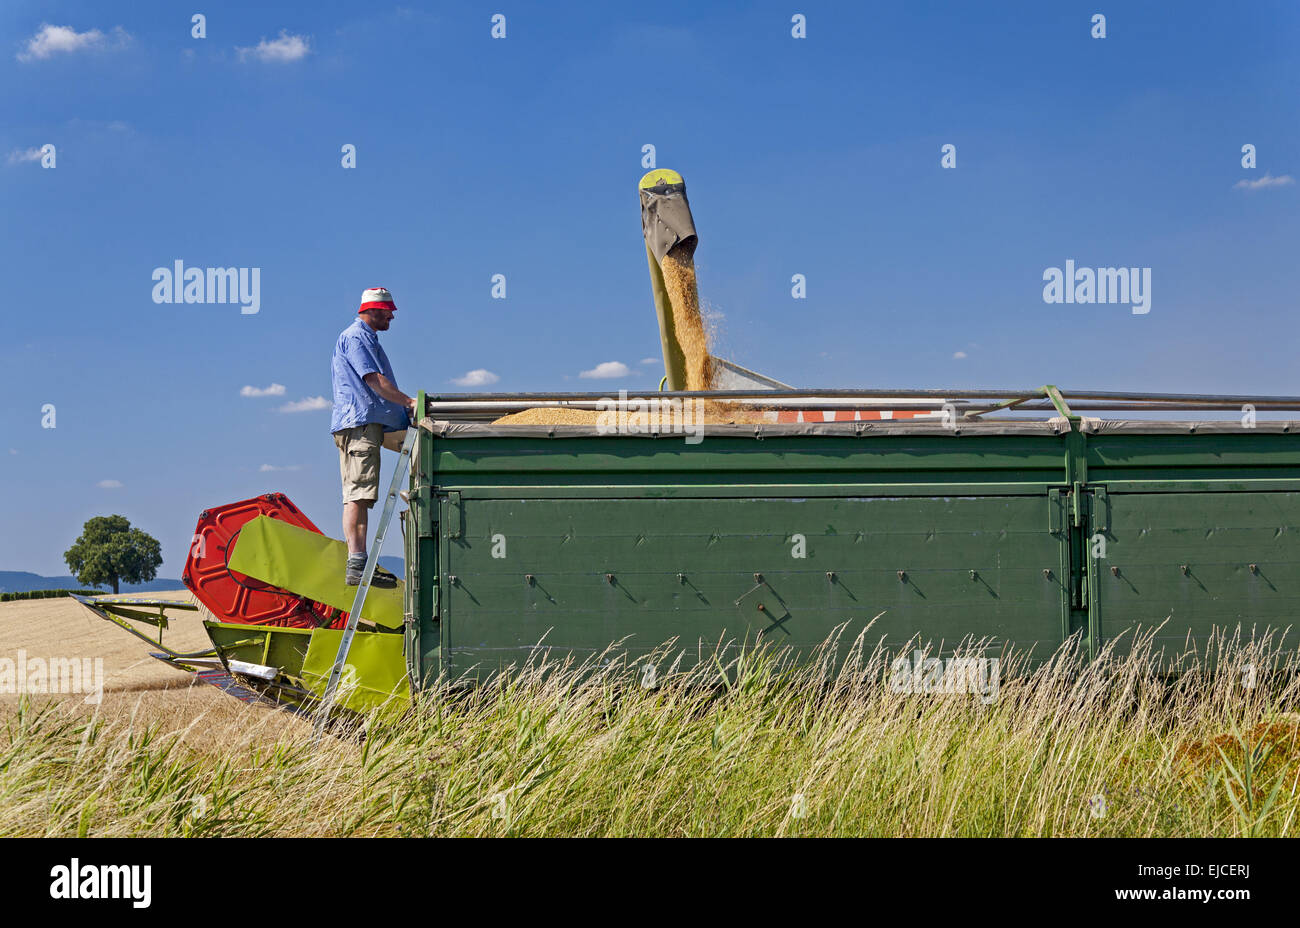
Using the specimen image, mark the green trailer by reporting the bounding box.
[400,386,1300,691]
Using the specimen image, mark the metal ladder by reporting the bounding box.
[313,426,418,738]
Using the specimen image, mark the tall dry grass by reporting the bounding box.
[1,626,1297,837]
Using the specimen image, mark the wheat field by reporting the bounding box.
[1,602,1297,837]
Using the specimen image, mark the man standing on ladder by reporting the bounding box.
[330,286,415,588]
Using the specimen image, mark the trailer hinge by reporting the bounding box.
[1091,486,1109,534]
[1065,483,1087,611]
[1048,488,1063,535]
[416,485,435,538]
[1069,523,1087,610]
[447,491,463,539]
[1071,481,1085,527]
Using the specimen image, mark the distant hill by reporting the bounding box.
[0,571,185,594]
[0,557,404,595]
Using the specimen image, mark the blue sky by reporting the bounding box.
[1,1,1297,575]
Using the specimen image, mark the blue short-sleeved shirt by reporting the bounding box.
[330,318,408,433]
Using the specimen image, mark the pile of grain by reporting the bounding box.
[493,406,602,425]
[493,401,768,427]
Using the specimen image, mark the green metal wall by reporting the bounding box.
[406,421,1300,685]
[1093,492,1300,661]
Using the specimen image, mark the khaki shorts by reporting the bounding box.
[334,425,408,504]
[333,425,377,504]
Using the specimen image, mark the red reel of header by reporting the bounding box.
[182,493,345,629]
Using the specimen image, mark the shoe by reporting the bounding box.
[345,561,400,588]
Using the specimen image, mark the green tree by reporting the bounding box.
[63,515,162,595]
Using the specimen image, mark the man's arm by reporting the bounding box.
[363,372,416,415]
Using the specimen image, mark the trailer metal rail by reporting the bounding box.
[421,386,1300,422]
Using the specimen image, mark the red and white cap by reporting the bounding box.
[359,287,397,314]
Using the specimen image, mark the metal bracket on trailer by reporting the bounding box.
[1091,486,1110,534]
[446,490,463,539]
[1043,385,1078,422]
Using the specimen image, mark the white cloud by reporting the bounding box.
[953,351,967,360]
[8,448,17,456]
[451,369,500,387]
[278,396,331,413]
[241,383,287,397]
[638,357,660,365]
[65,118,131,132]
[580,361,631,379]
[237,31,311,63]
[259,464,301,472]
[97,479,123,489]
[1233,173,1295,192]
[18,24,130,62]
[6,148,43,165]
